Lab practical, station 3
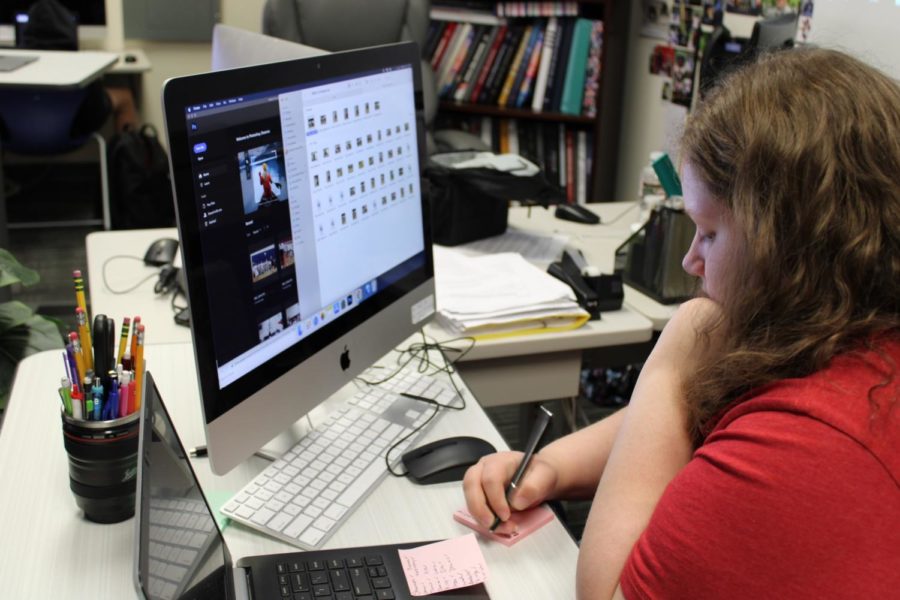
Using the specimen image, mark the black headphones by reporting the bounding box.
[154,264,180,295]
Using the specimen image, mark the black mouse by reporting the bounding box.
[124,53,137,63]
[554,203,601,225]
[401,436,496,485]
[144,238,179,266]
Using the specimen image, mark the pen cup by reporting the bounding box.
[61,410,140,524]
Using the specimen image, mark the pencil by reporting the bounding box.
[134,324,145,410]
[116,317,131,367]
[130,316,141,364]
[72,270,89,326]
[75,307,93,372]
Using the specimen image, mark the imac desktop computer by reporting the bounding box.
[163,42,435,476]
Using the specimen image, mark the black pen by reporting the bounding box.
[490,405,553,531]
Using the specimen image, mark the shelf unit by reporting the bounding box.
[429,0,629,202]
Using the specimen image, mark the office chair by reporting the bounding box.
[261,0,488,155]
[0,86,111,230]
[0,86,111,229]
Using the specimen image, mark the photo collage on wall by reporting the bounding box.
[644,0,803,108]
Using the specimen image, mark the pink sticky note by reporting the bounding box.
[398,533,489,597]
[453,504,554,546]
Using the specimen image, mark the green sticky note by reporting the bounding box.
[652,153,683,197]
[204,490,233,531]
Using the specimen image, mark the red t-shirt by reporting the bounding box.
[621,341,900,599]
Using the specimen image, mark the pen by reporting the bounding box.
[92,377,103,421]
[71,387,83,420]
[58,378,72,416]
[119,372,131,418]
[400,391,438,405]
[489,405,553,531]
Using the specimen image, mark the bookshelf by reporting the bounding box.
[428,0,628,203]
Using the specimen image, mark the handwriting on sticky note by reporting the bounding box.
[398,534,489,596]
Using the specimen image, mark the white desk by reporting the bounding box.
[0,48,117,89]
[86,228,655,407]
[108,48,152,75]
[0,344,579,599]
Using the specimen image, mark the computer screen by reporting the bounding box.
[0,0,106,43]
[162,42,436,475]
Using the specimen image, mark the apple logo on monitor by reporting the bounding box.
[340,345,351,371]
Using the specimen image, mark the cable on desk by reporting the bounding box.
[354,329,477,477]
[101,254,160,293]
[602,202,641,226]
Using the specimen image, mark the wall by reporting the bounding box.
[104,0,267,141]
[614,7,754,202]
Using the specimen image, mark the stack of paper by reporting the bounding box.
[434,246,589,339]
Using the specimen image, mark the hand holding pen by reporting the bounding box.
[462,405,553,534]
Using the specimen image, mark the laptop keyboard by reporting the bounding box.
[222,370,459,550]
[276,554,395,599]
[147,496,219,600]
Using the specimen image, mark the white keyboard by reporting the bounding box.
[221,370,460,549]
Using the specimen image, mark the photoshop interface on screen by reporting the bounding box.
[184,67,423,388]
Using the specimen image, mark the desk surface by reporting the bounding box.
[0,48,118,88]
[85,225,654,406]
[0,344,579,599]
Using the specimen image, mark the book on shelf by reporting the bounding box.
[530,16,558,111]
[559,18,593,115]
[468,23,507,103]
[575,130,587,204]
[453,26,492,101]
[443,24,484,99]
[437,22,473,96]
[497,23,534,107]
[514,24,544,108]
[545,18,574,112]
[505,23,542,108]
[431,21,458,71]
[482,24,525,104]
[425,21,447,59]
[581,20,604,118]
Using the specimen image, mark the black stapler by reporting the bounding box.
[548,251,601,319]
[547,251,624,319]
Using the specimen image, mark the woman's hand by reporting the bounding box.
[462,450,560,535]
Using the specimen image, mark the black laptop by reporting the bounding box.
[134,371,490,600]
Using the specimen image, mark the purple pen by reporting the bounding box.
[62,351,74,385]
[65,345,79,392]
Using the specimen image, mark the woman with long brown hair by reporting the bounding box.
[464,47,899,599]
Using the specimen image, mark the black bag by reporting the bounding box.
[21,0,78,50]
[425,163,565,246]
[107,124,176,230]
